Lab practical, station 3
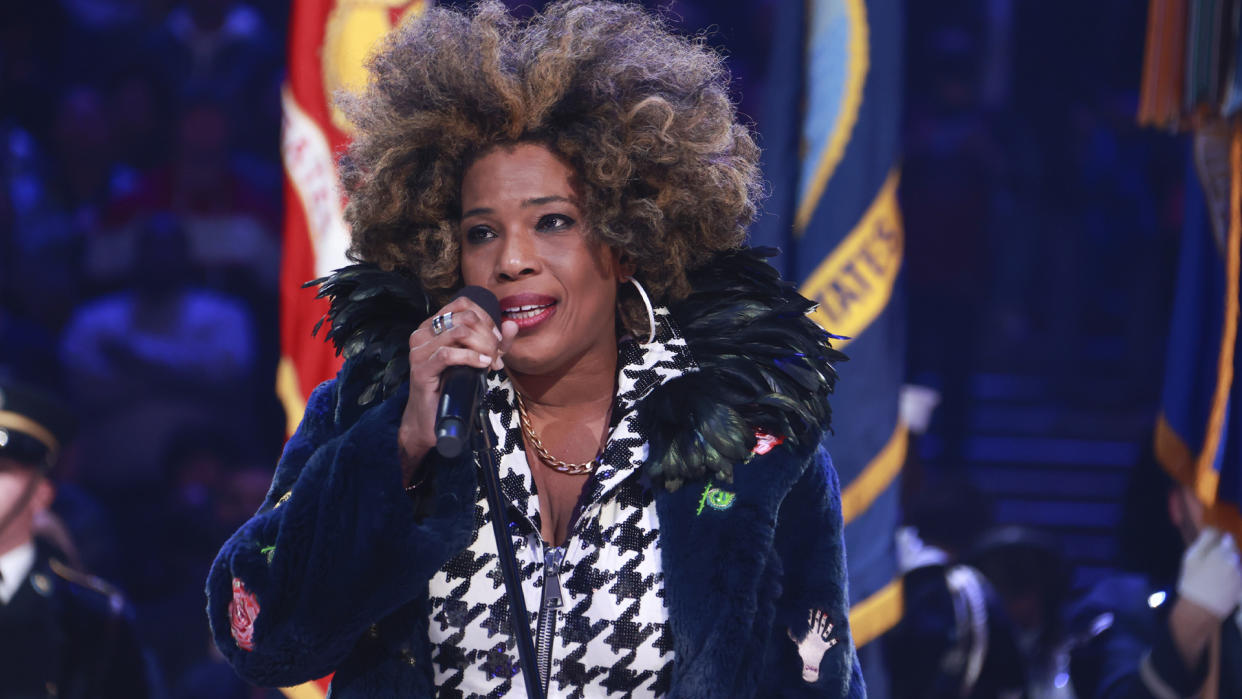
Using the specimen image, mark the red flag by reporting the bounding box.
[276,3,428,696]
[277,0,428,435]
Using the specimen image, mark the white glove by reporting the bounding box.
[899,384,941,435]
[895,526,948,573]
[1177,526,1242,620]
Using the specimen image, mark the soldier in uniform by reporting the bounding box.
[0,376,155,698]
[1068,449,1242,698]
[886,477,1029,699]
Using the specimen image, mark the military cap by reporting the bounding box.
[0,378,75,471]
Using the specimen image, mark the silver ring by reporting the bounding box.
[431,311,454,336]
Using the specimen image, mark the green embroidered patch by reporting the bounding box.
[260,545,276,564]
[696,481,736,515]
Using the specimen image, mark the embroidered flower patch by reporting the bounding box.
[752,430,784,456]
[230,577,260,651]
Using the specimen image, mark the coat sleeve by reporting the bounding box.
[768,445,867,698]
[205,377,478,687]
[1069,589,1211,699]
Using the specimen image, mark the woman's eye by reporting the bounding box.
[464,225,495,243]
[536,214,574,231]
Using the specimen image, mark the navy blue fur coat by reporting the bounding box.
[206,248,866,697]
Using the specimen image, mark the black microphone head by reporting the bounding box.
[454,286,501,328]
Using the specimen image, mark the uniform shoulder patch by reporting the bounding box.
[48,557,125,614]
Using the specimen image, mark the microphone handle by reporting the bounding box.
[435,366,484,458]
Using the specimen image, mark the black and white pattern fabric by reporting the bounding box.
[427,307,697,698]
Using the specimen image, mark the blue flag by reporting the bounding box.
[754,0,906,669]
[1156,122,1241,539]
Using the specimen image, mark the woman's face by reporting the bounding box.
[459,143,628,377]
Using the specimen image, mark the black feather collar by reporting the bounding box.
[308,247,845,491]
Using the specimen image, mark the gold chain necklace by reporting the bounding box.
[512,390,601,475]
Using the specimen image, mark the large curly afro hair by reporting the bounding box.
[339,0,763,333]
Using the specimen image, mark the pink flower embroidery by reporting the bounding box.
[229,577,260,651]
[753,429,785,456]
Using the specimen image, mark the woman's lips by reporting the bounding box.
[500,294,557,330]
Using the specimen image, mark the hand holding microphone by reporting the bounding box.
[398,287,517,484]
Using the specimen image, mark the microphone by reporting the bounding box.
[435,286,502,457]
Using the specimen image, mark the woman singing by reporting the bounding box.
[207,2,863,696]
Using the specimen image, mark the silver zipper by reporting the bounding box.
[535,544,566,692]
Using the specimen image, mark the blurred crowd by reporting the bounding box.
[1,0,1239,698]
[1,0,288,696]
